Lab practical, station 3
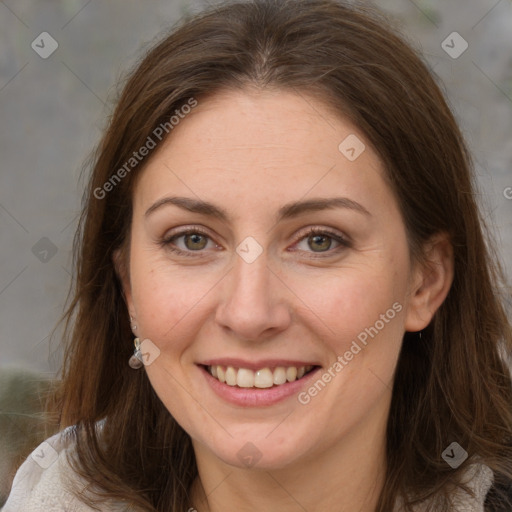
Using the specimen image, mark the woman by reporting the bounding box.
[3,0,512,510]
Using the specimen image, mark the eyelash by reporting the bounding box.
[160,226,351,259]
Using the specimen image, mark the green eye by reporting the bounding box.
[161,228,215,258]
[182,233,208,251]
[292,228,350,258]
[161,226,350,259]
[308,233,334,252]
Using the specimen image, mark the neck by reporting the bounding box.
[190,398,389,512]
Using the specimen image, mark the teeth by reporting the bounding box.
[286,367,297,382]
[237,368,254,388]
[254,368,273,388]
[208,364,314,388]
[225,366,237,386]
[273,367,287,385]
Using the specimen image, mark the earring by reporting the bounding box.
[128,337,143,369]
[130,315,137,333]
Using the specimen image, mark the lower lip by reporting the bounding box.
[199,365,321,407]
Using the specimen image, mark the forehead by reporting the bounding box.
[164,87,362,161]
[132,87,391,221]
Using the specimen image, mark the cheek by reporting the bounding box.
[296,271,404,417]
[129,251,219,350]
[293,267,405,350]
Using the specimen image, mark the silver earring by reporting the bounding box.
[130,315,137,333]
[128,337,143,369]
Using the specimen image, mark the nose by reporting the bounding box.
[214,249,291,342]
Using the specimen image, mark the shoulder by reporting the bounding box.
[2,424,128,512]
[484,468,512,511]
[394,459,497,511]
[2,427,88,511]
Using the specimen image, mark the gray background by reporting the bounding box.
[1,0,511,375]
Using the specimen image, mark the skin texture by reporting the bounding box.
[116,88,453,512]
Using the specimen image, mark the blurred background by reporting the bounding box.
[0,0,511,505]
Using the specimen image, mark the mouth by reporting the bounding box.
[201,364,318,389]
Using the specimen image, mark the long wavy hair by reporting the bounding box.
[50,0,512,510]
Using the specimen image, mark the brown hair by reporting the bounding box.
[51,0,512,510]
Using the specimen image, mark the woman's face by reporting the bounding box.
[120,88,425,470]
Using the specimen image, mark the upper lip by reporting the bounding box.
[199,358,320,371]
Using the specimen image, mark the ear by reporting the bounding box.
[113,248,135,315]
[404,232,454,332]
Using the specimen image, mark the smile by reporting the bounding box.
[206,364,315,388]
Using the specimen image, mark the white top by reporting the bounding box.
[2,428,495,511]
[1,427,130,512]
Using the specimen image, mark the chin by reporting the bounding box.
[195,428,315,471]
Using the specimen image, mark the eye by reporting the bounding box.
[160,227,220,258]
[160,226,351,259]
[291,227,351,257]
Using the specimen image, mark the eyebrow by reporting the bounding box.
[144,195,371,222]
